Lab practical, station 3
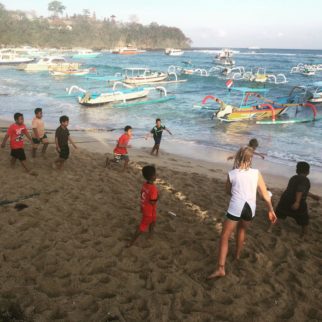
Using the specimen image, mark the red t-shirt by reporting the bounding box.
[141,182,158,216]
[7,123,28,149]
[113,133,130,155]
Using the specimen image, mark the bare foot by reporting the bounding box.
[207,266,225,280]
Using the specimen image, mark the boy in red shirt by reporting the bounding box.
[128,165,158,247]
[105,125,132,171]
[1,112,34,174]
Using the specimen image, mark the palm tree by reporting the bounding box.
[48,1,66,18]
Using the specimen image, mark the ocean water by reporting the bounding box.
[0,48,321,169]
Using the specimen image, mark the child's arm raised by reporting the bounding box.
[68,136,77,149]
[1,134,9,148]
[257,172,277,223]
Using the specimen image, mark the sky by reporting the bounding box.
[1,0,322,49]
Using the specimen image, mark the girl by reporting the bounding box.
[208,147,277,279]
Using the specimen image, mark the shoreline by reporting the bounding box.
[1,118,322,195]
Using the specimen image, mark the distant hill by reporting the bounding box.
[0,3,191,49]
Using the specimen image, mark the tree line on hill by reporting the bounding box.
[0,1,191,49]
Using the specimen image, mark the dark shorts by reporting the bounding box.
[59,145,70,160]
[11,148,26,161]
[226,202,253,222]
[154,137,162,145]
[32,134,48,145]
[276,205,309,226]
[113,154,129,163]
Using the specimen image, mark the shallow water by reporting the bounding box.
[0,48,321,169]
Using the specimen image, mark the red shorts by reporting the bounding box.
[139,213,156,232]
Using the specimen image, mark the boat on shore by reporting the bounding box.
[0,49,34,65]
[17,56,81,72]
[165,48,184,56]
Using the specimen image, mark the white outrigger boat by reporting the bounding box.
[0,49,34,65]
[64,82,175,107]
[123,68,186,85]
[214,49,235,66]
[17,56,81,72]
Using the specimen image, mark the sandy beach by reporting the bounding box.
[0,126,321,322]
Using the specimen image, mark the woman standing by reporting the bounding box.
[208,147,277,279]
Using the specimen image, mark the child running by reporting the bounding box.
[227,138,266,161]
[273,162,320,237]
[208,146,277,279]
[146,118,172,156]
[128,165,158,247]
[53,115,77,170]
[1,112,34,174]
[105,125,132,171]
[31,107,49,158]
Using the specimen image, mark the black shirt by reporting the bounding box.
[55,126,70,148]
[278,175,311,210]
[151,125,166,139]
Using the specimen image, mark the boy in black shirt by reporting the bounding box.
[54,115,77,169]
[274,162,320,237]
[145,118,172,156]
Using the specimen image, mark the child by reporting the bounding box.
[227,138,266,161]
[1,112,34,174]
[105,125,132,170]
[54,115,77,170]
[128,165,158,247]
[274,162,320,237]
[31,107,49,158]
[146,118,172,156]
[207,147,276,279]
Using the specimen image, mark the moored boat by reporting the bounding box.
[0,49,34,65]
[123,68,168,85]
[165,48,184,56]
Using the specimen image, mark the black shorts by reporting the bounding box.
[32,134,48,144]
[276,205,309,226]
[113,154,129,163]
[59,145,69,160]
[11,148,26,161]
[154,137,162,145]
[226,202,253,222]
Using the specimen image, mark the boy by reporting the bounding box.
[31,107,49,158]
[274,162,320,237]
[128,165,158,247]
[227,138,266,161]
[54,115,77,170]
[146,118,172,156]
[1,113,34,174]
[105,125,132,170]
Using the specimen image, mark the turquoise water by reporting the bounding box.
[0,48,321,169]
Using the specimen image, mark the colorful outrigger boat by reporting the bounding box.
[201,86,319,123]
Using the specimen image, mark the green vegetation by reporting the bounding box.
[0,2,191,49]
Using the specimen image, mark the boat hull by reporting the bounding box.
[0,58,34,65]
[78,89,149,106]
[124,74,168,85]
[18,62,81,72]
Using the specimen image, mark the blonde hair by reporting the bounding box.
[233,146,254,170]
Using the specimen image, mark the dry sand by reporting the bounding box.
[0,131,321,322]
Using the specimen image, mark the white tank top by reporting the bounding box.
[227,168,259,218]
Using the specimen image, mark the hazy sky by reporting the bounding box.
[1,0,322,49]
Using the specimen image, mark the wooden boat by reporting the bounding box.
[123,68,168,85]
[111,45,145,55]
[65,82,174,107]
[49,68,95,76]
